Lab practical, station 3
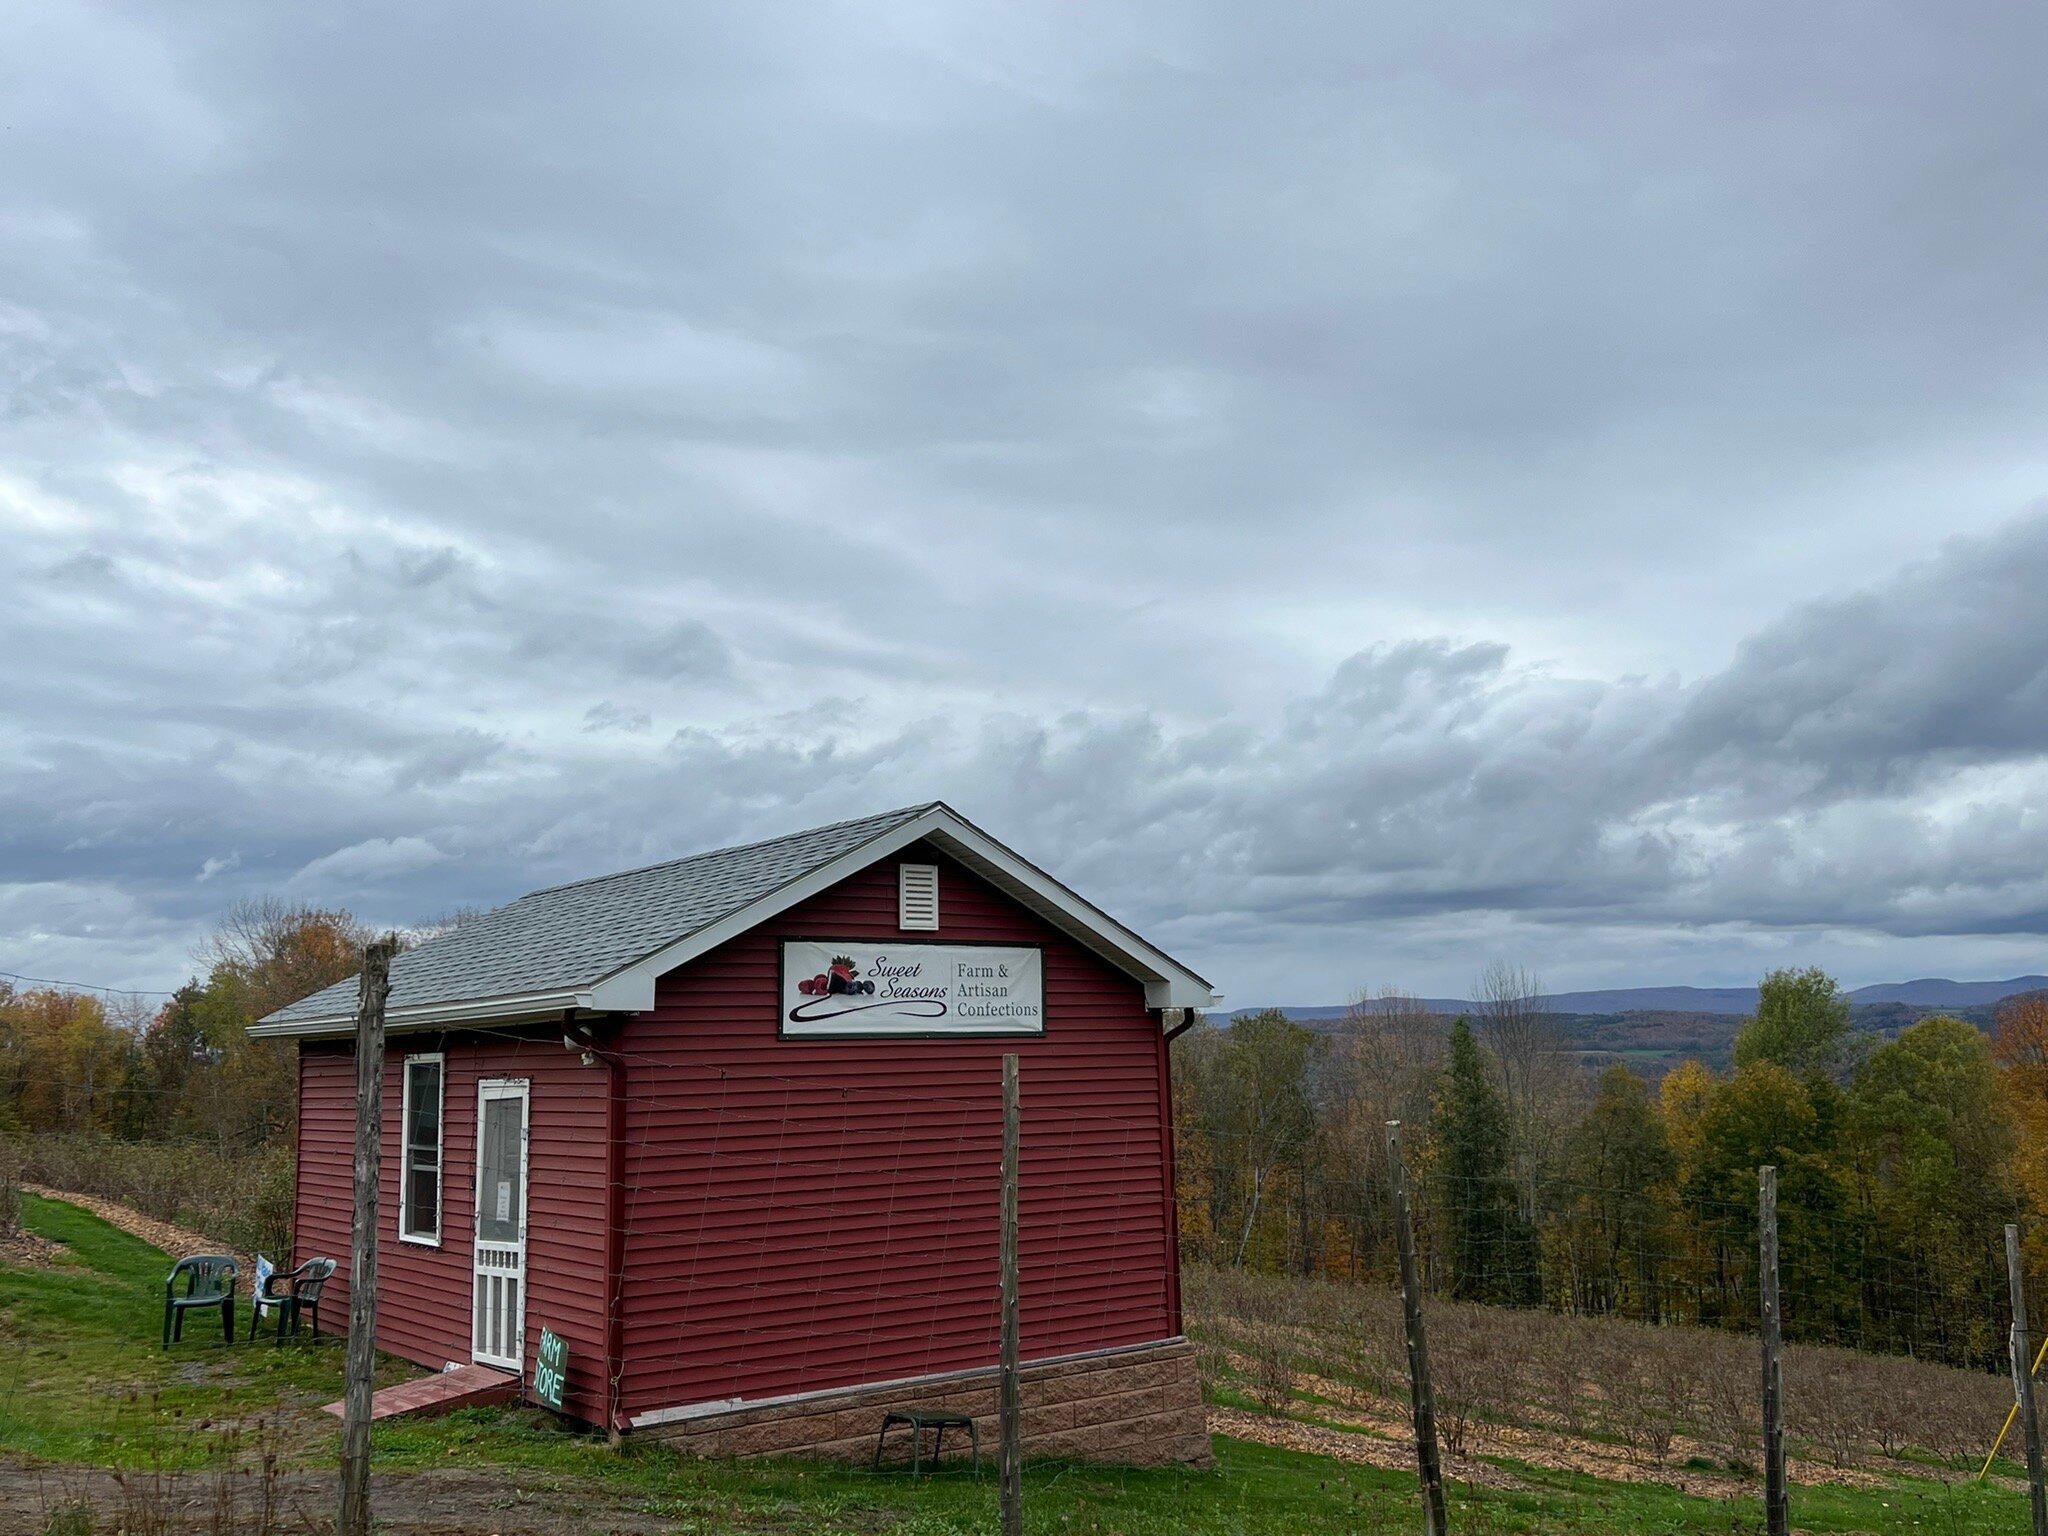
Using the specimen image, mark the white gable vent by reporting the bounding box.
[899,863,940,930]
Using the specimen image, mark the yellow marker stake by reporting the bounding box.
[1981,1333,2048,1481]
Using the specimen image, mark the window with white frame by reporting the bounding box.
[399,1054,444,1244]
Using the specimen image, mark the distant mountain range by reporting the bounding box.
[1231,976,2048,1078]
[1242,976,2048,1021]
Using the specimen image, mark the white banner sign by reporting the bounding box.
[781,942,1044,1037]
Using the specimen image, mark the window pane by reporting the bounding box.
[405,1162,439,1238]
[406,1062,441,1151]
[477,1096,523,1244]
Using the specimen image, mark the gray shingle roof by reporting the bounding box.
[261,804,937,1027]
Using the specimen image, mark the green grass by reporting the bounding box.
[0,1194,410,1468]
[0,1191,2035,1533]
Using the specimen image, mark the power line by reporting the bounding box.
[0,968,177,998]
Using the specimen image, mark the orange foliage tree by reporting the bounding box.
[1994,992,2048,1275]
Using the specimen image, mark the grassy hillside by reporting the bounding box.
[3,1193,2039,1532]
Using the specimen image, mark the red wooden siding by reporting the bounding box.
[294,1031,610,1420]
[614,843,1177,1422]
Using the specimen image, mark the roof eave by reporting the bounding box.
[248,987,596,1040]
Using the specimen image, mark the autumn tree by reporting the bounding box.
[0,985,141,1137]
[1659,1059,1716,1172]
[1685,1059,1848,1333]
[1310,990,1447,1276]
[200,897,370,1023]
[182,899,370,1147]
[1176,1010,1322,1268]
[1994,991,2048,1080]
[1472,961,1573,1216]
[0,900,369,1154]
[1553,1064,1677,1317]
[1994,991,2048,1276]
[1331,990,1445,1150]
[1656,1058,1723,1314]
[1847,1015,2016,1362]
[1734,966,1854,1079]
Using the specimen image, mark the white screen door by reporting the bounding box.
[472,1079,530,1370]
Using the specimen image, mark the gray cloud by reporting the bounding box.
[1675,517,2048,795]
[3,2,2047,1002]
[582,701,653,735]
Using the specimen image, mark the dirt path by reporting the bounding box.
[24,1184,257,1277]
[0,1460,764,1536]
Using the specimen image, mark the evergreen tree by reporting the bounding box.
[1430,1018,1537,1304]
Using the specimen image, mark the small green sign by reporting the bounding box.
[533,1327,569,1412]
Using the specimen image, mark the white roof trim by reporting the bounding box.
[249,804,1219,1037]
[246,988,591,1039]
[581,805,1218,1017]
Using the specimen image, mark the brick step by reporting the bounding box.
[320,1363,519,1422]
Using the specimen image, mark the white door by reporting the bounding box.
[472,1079,530,1370]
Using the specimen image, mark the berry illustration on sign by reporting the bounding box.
[797,955,878,997]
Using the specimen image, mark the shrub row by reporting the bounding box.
[1185,1262,2013,1471]
[15,1133,295,1259]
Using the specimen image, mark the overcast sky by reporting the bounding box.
[5,2,2048,1006]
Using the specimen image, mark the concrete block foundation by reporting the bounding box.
[635,1337,1212,1468]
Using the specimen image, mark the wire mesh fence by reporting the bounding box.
[1177,1126,2046,1530]
[1176,1133,2019,1369]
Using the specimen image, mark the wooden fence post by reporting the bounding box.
[1758,1165,1788,1536]
[1000,1052,1022,1536]
[340,936,397,1536]
[2007,1223,2048,1536]
[1387,1121,1447,1536]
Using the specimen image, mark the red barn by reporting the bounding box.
[254,803,1218,1464]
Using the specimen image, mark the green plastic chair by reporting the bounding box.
[249,1255,336,1343]
[287,1257,337,1337]
[163,1254,237,1347]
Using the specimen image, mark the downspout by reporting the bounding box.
[291,1042,305,1266]
[565,1018,629,1442]
[604,1044,626,1441]
[1157,1008,1198,1336]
